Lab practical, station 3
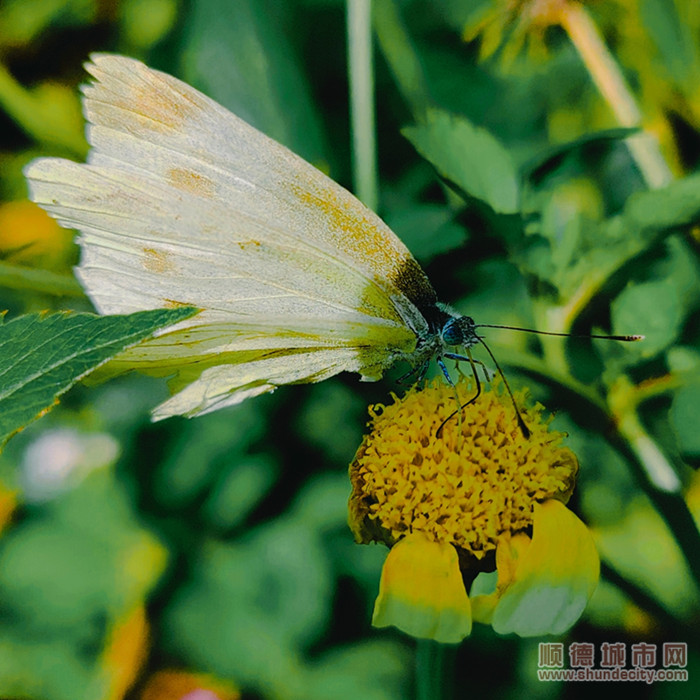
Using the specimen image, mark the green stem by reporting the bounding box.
[608,428,700,593]
[416,640,454,700]
[372,0,431,119]
[616,411,682,494]
[601,562,700,641]
[608,377,684,494]
[347,0,379,211]
[560,2,673,189]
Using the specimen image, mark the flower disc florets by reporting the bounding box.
[349,377,578,562]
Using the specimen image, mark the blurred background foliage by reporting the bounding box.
[1,0,700,698]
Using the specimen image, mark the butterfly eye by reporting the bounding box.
[441,316,477,347]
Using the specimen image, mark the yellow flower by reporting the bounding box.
[101,605,150,700]
[465,0,566,62]
[0,199,75,270]
[349,377,599,644]
[0,481,17,536]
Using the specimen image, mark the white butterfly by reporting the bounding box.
[23,54,500,420]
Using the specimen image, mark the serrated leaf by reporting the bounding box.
[0,307,196,448]
[525,172,700,301]
[403,108,519,214]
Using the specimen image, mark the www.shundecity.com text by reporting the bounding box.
[538,667,688,683]
[537,641,688,683]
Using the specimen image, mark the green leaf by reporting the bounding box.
[0,468,167,633]
[524,172,700,302]
[202,454,278,530]
[611,280,683,359]
[0,467,166,700]
[522,127,638,183]
[667,346,700,374]
[0,0,92,48]
[153,399,268,509]
[0,261,82,296]
[594,495,700,618]
[0,635,96,700]
[639,0,700,88]
[384,203,466,263]
[180,0,328,165]
[0,307,196,448]
[402,108,520,214]
[670,384,700,455]
[164,520,332,691]
[304,641,409,700]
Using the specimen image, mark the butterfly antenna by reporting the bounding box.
[476,323,644,342]
[477,337,531,439]
[436,350,482,439]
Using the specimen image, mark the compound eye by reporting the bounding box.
[441,319,463,346]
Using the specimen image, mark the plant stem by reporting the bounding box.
[416,640,454,700]
[560,1,673,189]
[347,0,379,211]
[372,0,431,119]
[608,377,683,494]
[609,427,700,593]
[616,412,682,494]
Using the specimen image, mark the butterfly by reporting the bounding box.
[24,54,640,423]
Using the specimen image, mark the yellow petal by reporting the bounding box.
[489,500,599,636]
[372,533,471,644]
[471,533,530,624]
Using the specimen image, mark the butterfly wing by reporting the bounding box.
[25,54,437,418]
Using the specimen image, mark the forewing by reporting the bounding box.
[24,54,435,416]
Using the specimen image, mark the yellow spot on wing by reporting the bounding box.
[143,247,174,273]
[290,182,393,264]
[286,180,436,308]
[167,168,216,198]
[237,240,261,250]
[97,74,196,132]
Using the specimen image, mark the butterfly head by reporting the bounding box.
[440,315,479,349]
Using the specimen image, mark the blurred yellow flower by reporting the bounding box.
[101,605,150,700]
[349,377,599,644]
[465,0,569,65]
[0,199,75,270]
[0,480,17,536]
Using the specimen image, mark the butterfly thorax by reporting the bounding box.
[410,304,479,367]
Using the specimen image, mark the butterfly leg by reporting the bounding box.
[436,355,455,386]
[397,359,430,386]
[443,352,493,383]
[436,349,483,438]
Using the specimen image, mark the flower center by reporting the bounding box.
[349,378,578,560]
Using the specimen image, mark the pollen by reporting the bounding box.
[349,377,578,561]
